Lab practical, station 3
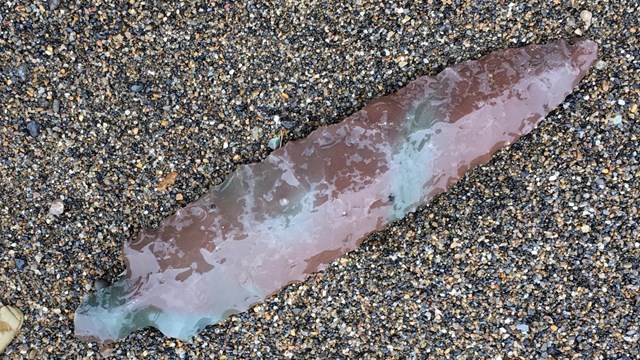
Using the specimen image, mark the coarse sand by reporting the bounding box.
[0,0,638,358]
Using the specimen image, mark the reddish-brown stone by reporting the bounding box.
[75,39,598,343]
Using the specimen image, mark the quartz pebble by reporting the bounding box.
[580,10,593,28]
[49,199,64,216]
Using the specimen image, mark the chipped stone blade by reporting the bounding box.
[75,39,598,343]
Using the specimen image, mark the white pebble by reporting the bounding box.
[609,114,623,125]
[49,199,64,216]
[594,60,606,70]
[580,10,593,28]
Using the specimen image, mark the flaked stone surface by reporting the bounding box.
[75,39,597,343]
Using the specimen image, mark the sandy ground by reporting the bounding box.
[0,0,638,358]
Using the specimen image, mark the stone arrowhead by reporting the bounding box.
[75,39,598,343]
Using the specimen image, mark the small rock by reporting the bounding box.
[250,127,262,141]
[14,259,25,271]
[281,120,295,129]
[26,121,41,138]
[516,323,530,334]
[157,172,178,191]
[49,199,64,216]
[0,305,24,352]
[176,193,184,201]
[580,224,591,233]
[547,347,561,356]
[268,136,282,150]
[52,99,60,114]
[580,10,592,28]
[609,114,623,126]
[47,0,61,10]
[130,84,143,92]
[594,60,607,70]
[15,64,27,82]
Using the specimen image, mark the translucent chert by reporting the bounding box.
[75,39,598,342]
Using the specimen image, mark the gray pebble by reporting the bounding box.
[130,84,143,92]
[48,0,61,10]
[15,64,27,82]
[516,323,529,334]
[52,99,60,114]
[281,120,295,129]
[14,259,25,271]
[26,121,41,138]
